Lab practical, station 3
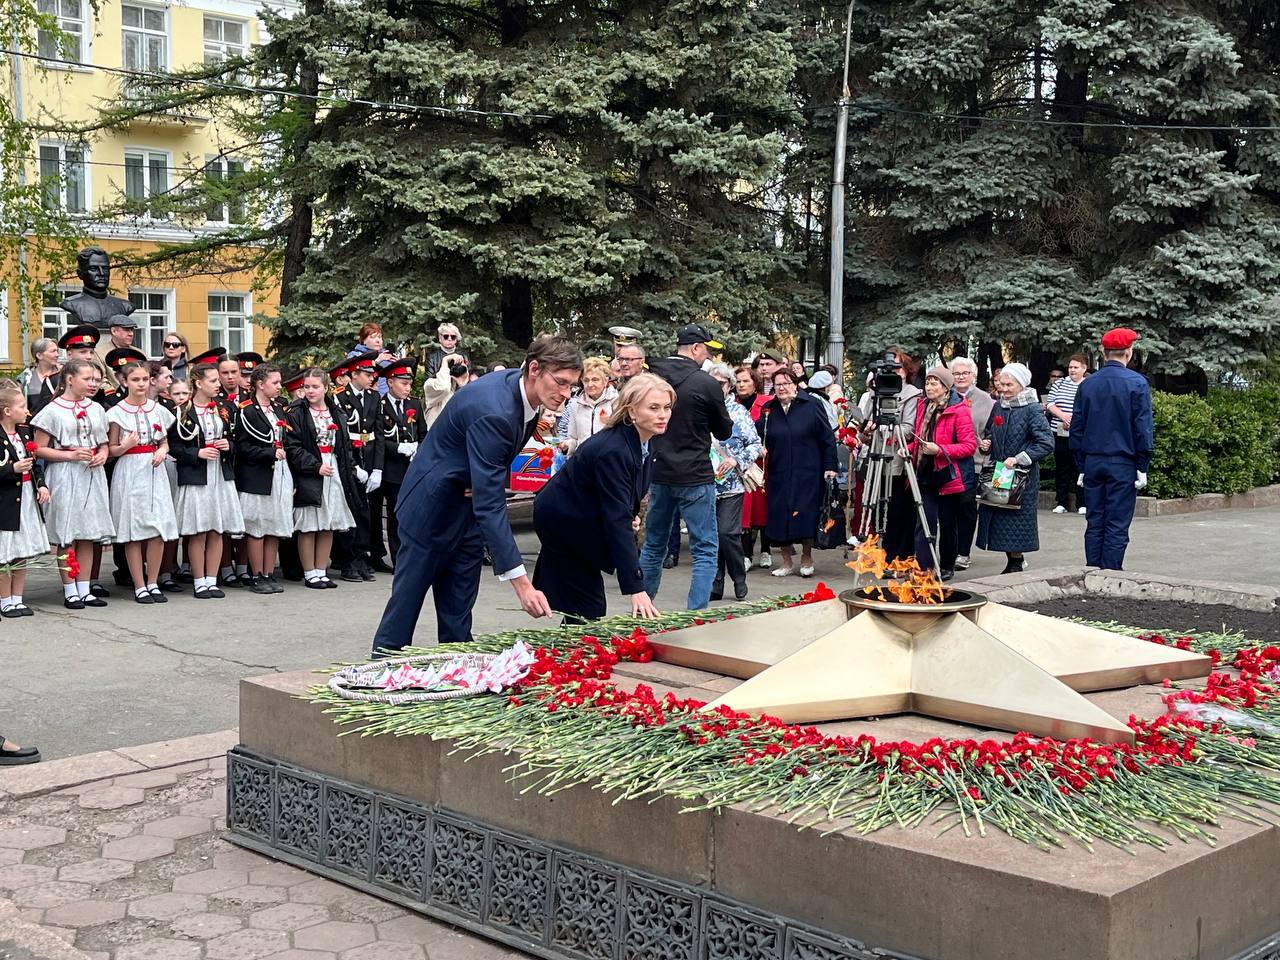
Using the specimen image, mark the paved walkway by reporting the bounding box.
[2,507,1278,760]
[0,734,520,960]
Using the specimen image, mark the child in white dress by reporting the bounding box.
[0,381,51,617]
[105,361,179,604]
[30,358,114,610]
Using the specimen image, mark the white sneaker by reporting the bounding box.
[1052,505,1067,514]
[759,553,773,569]
[846,534,860,547]
[744,557,753,572]
[1078,507,1087,516]
[770,566,794,577]
[954,555,970,570]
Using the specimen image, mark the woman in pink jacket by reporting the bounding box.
[908,365,977,580]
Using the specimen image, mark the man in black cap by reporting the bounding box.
[52,325,107,398]
[93,315,140,389]
[640,323,733,610]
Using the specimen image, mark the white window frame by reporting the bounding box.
[120,3,168,76]
[36,0,90,67]
[127,288,175,357]
[203,155,248,224]
[202,14,247,64]
[37,140,91,213]
[41,284,81,345]
[122,147,171,219]
[207,291,251,354]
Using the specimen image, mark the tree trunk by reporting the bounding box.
[501,277,534,346]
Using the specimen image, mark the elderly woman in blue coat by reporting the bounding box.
[532,373,674,622]
[976,362,1054,574]
[761,368,838,578]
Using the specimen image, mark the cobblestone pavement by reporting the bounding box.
[0,757,526,960]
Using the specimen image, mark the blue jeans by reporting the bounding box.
[641,482,718,609]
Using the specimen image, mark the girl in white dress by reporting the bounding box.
[30,358,114,610]
[0,382,51,618]
[170,363,244,599]
[233,364,294,594]
[285,368,357,589]
[105,362,179,604]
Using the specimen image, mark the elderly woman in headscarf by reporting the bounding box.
[975,362,1054,574]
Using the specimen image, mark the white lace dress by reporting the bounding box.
[0,431,51,563]
[293,407,355,533]
[175,405,245,537]
[28,398,115,546]
[239,404,295,539]
[106,400,179,543]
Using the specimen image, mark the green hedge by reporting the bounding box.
[1148,386,1280,499]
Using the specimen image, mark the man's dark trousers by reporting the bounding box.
[1082,455,1137,570]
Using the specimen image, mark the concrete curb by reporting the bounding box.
[1036,483,1280,518]
[0,728,238,801]
[965,566,1280,612]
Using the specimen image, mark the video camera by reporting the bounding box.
[448,359,469,378]
[868,351,903,425]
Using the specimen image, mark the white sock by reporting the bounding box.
[202,576,217,589]
[76,581,91,598]
[304,569,321,581]
[12,594,21,605]
[135,587,149,598]
[64,583,78,600]
[0,597,13,611]
[146,582,159,592]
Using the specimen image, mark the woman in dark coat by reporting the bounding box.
[532,373,673,622]
[761,369,838,578]
[976,362,1054,573]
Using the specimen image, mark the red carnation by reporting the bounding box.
[993,415,1004,426]
[326,422,337,431]
[276,419,286,427]
[538,447,555,467]
[24,441,37,453]
[63,548,80,580]
[405,409,417,422]
[75,409,87,419]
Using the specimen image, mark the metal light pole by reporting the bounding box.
[826,1,856,375]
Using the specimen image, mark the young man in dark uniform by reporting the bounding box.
[1069,327,1154,570]
[376,357,425,568]
[331,355,383,581]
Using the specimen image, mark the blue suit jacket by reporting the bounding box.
[532,423,652,595]
[396,368,527,573]
[1068,361,1154,472]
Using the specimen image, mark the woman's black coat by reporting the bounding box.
[284,397,361,513]
[0,425,46,532]
[169,403,235,486]
[761,390,838,542]
[232,397,291,496]
[532,423,652,594]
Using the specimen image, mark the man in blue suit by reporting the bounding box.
[1069,327,1154,570]
[371,336,583,654]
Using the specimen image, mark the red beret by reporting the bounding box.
[1101,327,1138,350]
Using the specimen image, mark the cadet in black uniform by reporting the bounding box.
[376,357,424,567]
[331,355,383,581]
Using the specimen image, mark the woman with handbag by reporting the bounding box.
[708,363,762,601]
[975,363,1054,574]
[908,366,977,580]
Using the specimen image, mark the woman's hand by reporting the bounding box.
[920,441,939,456]
[88,447,108,468]
[1003,456,1018,468]
[37,485,50,505]
[151,449,166,467]
[632,515,641,532]
[319,463,335,477]
[73,446,94,462]
[630,591,660,618]
[275,447,286,461]
[120,430,140,449]
[715,456,737,479]
[12,457,33,475]
[198,447,220,461]
[978,438,992,453]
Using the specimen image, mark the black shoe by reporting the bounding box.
[148,587,168,603]
[0,740,41,766]
[304,578,327,590]
[248,575,274,595]
[134,591,155,604]
[709,580,724,602]
[64,596,85,610]
[371,559,394,573]
[158,575,182,593]
[266,575,284,594]
[322,576,337,589]
[734,581,749,601]
[14,604,33,617]
[207,586,225,599]
[176,569,195,584]
[662,555,677,569]
[82,595,107,607]
[340,568,363,583]
[220,572,243,588]
[90,581,111,597]
[193,586,212,599]
[0,607,22,619]
[1000,558,1026,575]
[940,569,954,582]
[359,560,376,582]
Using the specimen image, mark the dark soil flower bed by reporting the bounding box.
[1013,596,1280,644]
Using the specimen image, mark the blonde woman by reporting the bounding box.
[533,373,673,622]
[559,356,617,455]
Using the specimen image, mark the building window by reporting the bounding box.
[121,4,167,74]
[204,157,247,224]
[38,142,87,212]
[42,286,81,342]
[36,0,86,63]
[208,293,249,354]
[124,149,169,217]
[203,16,246,64]
[128,290,170,356]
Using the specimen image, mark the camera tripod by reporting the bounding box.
[857,417,941,573]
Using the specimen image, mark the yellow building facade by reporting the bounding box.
[2,0,295,367]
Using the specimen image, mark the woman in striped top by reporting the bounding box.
[1046,354,1088,514]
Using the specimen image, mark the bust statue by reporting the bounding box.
[60,246,136,331]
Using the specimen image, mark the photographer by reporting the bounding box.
[422,352,471,430]
[857,354,922,562]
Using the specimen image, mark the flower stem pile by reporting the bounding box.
[311,590,1280,851]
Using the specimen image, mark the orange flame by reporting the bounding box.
[845,534,952,604]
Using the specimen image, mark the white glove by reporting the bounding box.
[1135,471,1148,490]
[397,442,418,458]
[1077,473,1084,487]
[366,469,382,493]
[354,466,368,484]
